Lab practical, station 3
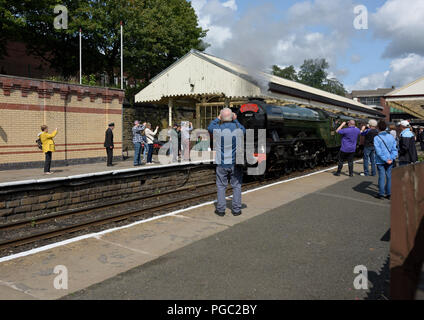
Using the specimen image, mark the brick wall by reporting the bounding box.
[0,164,215,223]
[0,75,124,169]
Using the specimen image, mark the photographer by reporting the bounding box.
[360,120,378,176]
[208,108,246,217]
[145,123,159,165]
[132,120,146,166]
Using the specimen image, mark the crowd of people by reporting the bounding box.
[335,119,422,200]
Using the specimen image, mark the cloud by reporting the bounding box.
[191,0,237,49]
[192,0,359,76]
[350,54,361,64]
[349,53,424,90]
[222,0,237,11]
[372,0,424,58]
[191,0,424,92]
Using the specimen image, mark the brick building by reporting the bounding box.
[0,75,124,170]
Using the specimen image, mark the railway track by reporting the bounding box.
[0,163,339,254]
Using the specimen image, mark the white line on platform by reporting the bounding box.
[0,162,357,263]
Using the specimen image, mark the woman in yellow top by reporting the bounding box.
[39,125,58,174]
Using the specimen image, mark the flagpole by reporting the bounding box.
[120,21,123,90]
[79,28,82,84]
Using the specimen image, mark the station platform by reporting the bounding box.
[0,152,214,186]
[0,161,390,300]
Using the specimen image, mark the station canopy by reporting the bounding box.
[135,50,383,118]
[384,76,424,119]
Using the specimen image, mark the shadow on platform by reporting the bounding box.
[352,181,379,197]
[365,255,390,300]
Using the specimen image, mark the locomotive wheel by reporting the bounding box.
[284,164,293,175]
[324,153,332,164]
[307,158,317,169]
[296,161,305,172]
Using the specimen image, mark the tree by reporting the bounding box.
[272,58,347,97]
[322,78,347,97]
[271,65,298,81]
[7,0,207,83]
[0,0,26,59]
[298,58,329,89]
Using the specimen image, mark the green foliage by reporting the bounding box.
[4,0,206,85]
[81,74,97,86]
[0,0,27,58]
[271,58,347,97]
[271,65,298,82]
[298,59,329,89]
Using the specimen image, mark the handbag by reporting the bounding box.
[377,135,397,168]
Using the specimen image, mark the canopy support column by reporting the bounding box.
[168,98,173,127]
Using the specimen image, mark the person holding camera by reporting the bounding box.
[132,120,146,166]
[39,125,58,174]
[145,123,159,165]
[334,120,360,177]
[181,121,193,161]
[208,108,246,217]
[360,119,378,176]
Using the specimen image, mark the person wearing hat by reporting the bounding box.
[398,120,418,166]
[104,123,115,167]
[360,119,378,176]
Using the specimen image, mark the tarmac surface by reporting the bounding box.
[62,165,390,300]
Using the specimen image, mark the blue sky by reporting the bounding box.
[190,0,424,91]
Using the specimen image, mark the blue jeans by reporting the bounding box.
[147,144,154,163]
[133,142,142,165]
[142,142,148,161]
[216,166,243,213]
[363,146,376,176]
[377,164,393,196]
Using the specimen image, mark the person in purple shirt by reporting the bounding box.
[334,120,361,177]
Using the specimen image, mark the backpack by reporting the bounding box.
[36,138,42,150]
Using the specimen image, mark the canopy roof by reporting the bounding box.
[385,76,424,118]
[136,50,383,118]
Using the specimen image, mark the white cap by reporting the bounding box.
[400,120,410,127]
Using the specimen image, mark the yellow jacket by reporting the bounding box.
[40,130,58,153]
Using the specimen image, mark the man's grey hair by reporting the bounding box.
[220,107,233,122]
[134,120,140,125]
[348,120,356,126]
[368,119,378,127]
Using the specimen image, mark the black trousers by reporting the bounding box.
[106,147,113,166]
[44,151,52,173]
[337,151,355,175]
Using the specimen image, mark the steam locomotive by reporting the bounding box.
[235,99,365,174]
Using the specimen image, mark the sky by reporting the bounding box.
[190,0,424,92]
